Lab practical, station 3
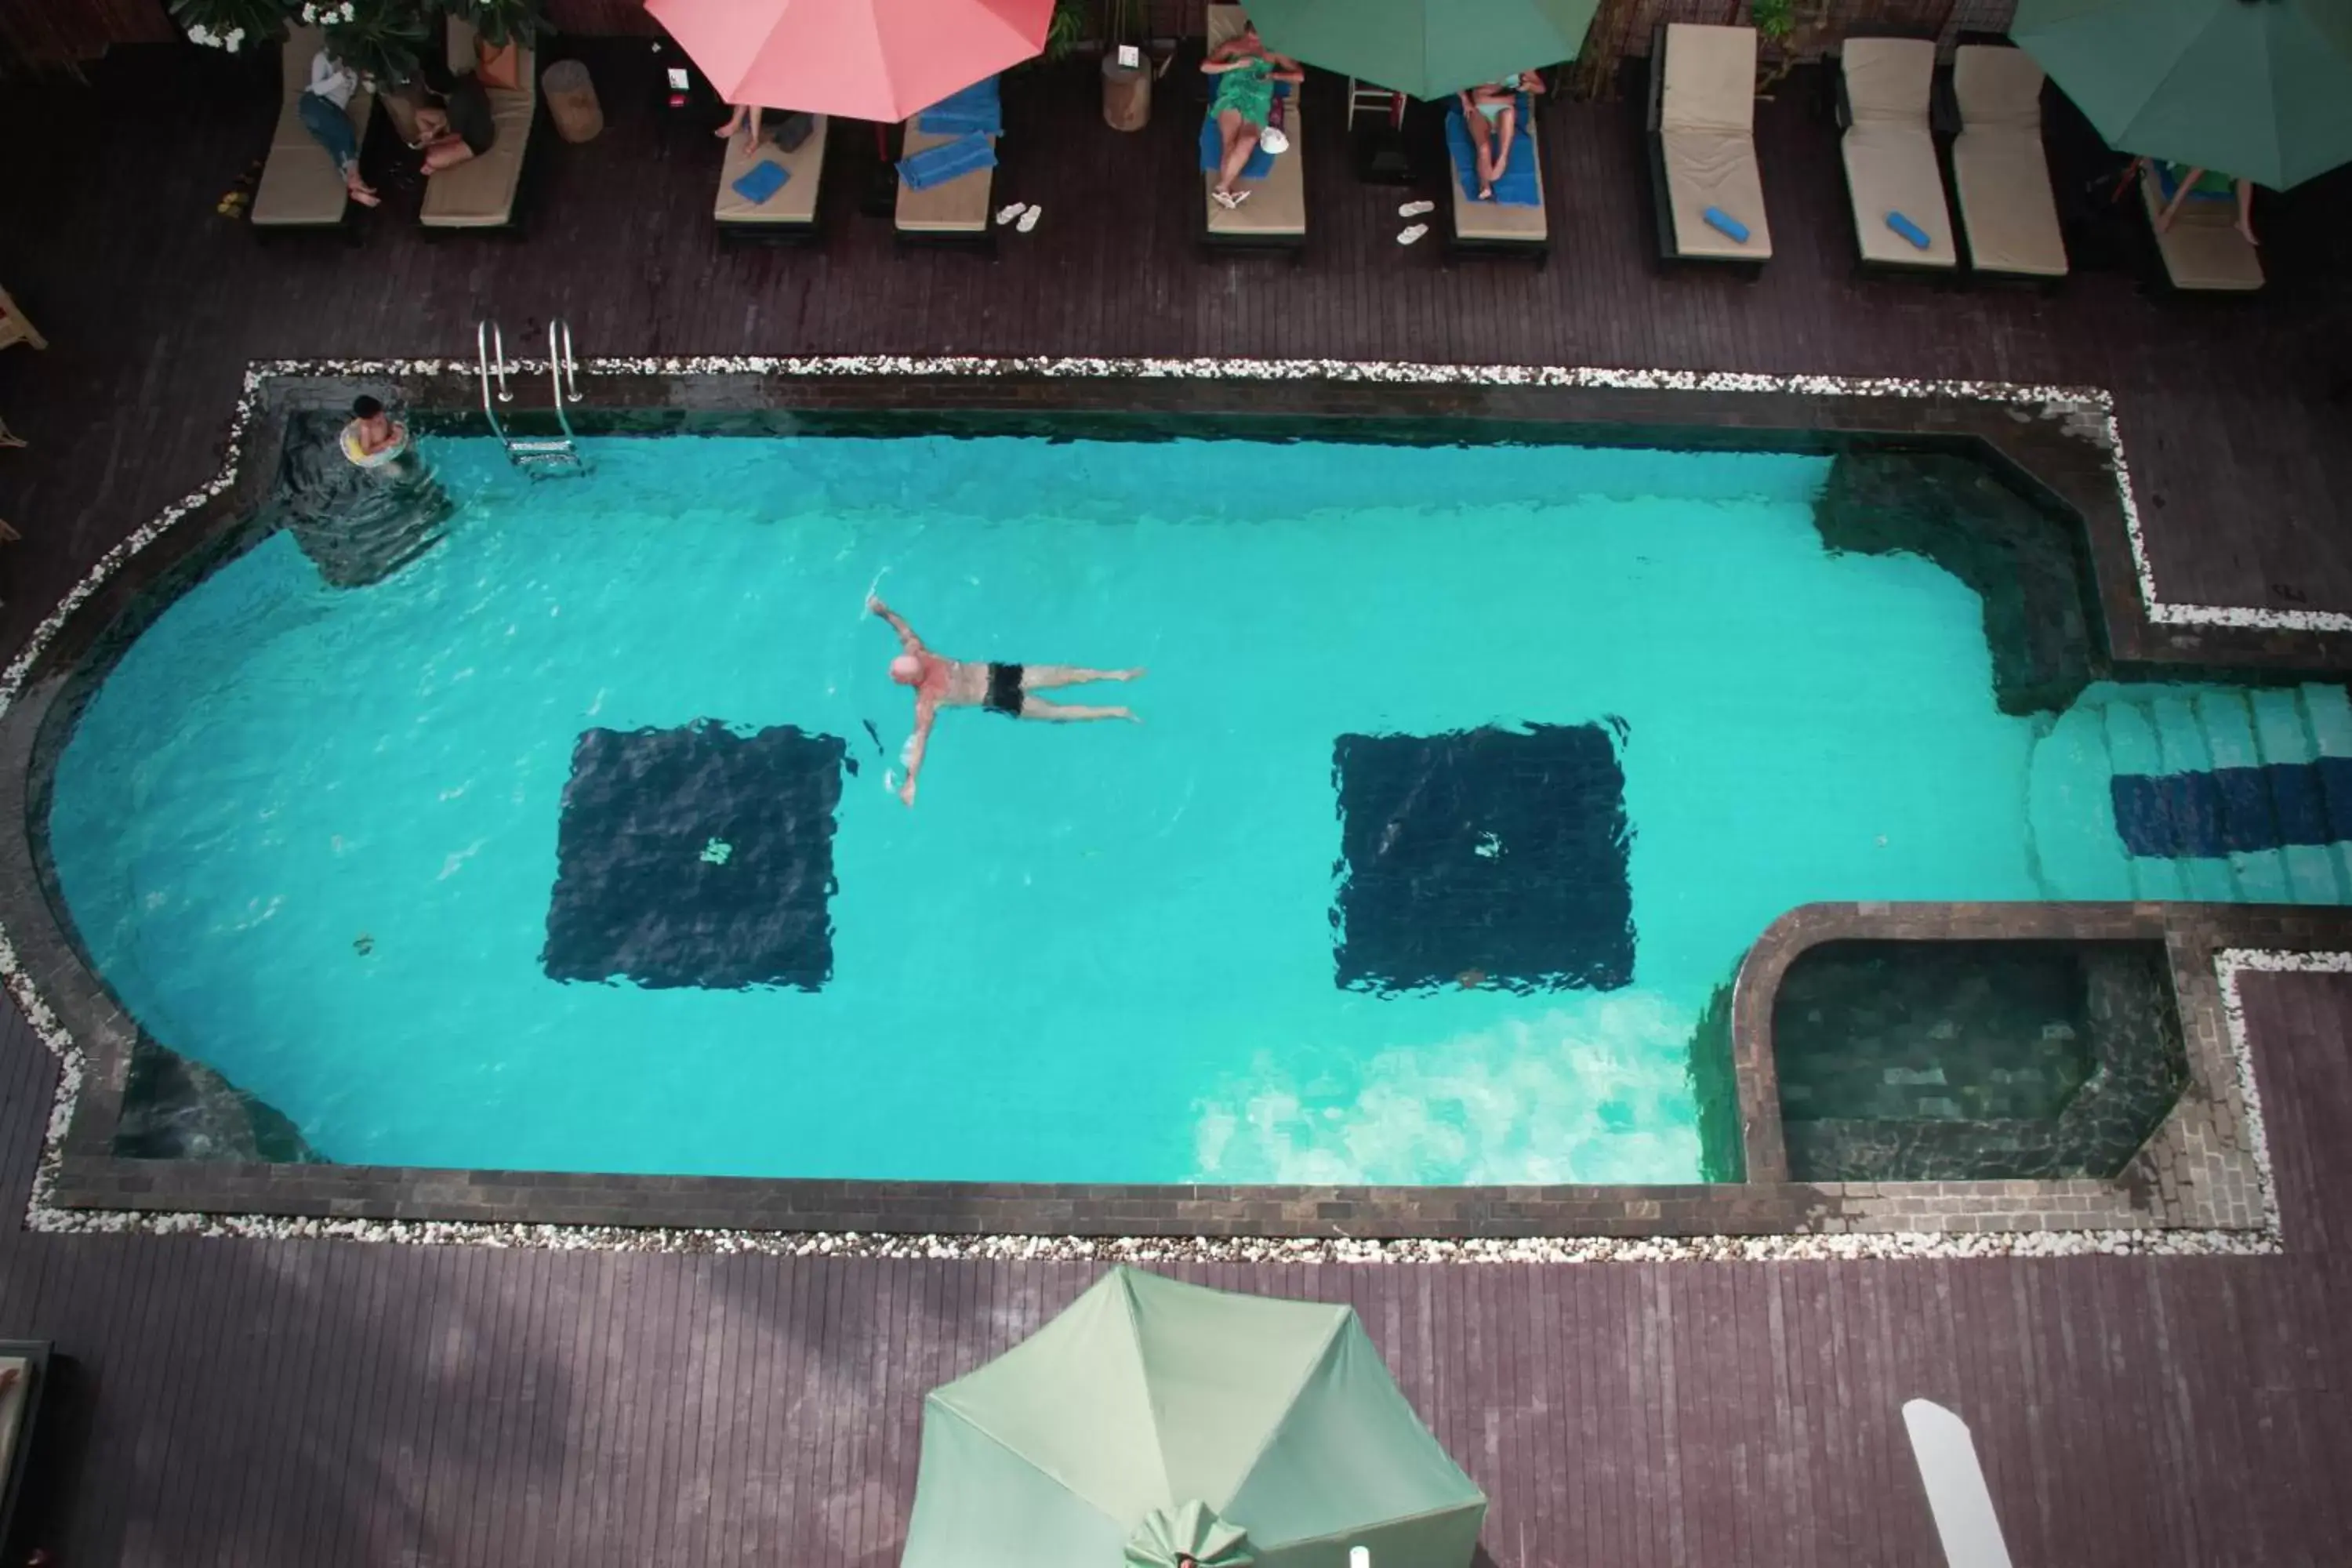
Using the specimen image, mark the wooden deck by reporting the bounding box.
[2,38,2352,1566]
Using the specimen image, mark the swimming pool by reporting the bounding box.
[44,431,2352,1185]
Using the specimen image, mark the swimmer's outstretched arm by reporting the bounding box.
[898,698,937,807]
[867,595,924,652]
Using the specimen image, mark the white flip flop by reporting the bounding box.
[1398,199,1435,217]
[1017,205,1041,233]
[995,202,1028,226]
[1397,223,1428,245]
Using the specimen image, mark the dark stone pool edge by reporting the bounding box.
[8,366,2352,1245]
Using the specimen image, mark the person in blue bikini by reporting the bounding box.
[1202,20,1303,209]
[869,597,1143,807]
[1457,71,1543,201]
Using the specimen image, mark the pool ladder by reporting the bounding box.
[477,319,589,477]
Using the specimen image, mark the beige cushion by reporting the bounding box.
[1207,3,1247,52]
[1662,125,1770,259]
[1451,125,1545,243]
[1952,44,2044,129]
[252,26,376,227]
[421,17,535,229]
[1661,23,1755,134]
[716,114,827,224]
[895,122,994,233]
[1951,130,2064,276]
[1838,39,1953,268]
[1949,47,2063,277]
[1842,122,1956,267]
[2140,165,2262,291]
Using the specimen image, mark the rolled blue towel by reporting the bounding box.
[1701,205,1749,244]
[730,158,789,205]
[898,131,997,191]
[1885,209,1932,249]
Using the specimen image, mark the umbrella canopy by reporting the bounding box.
[902,1267,1488,1568]
[2011,0,2352,190]
[644,0,1053,123]
[1242,0,1600,100]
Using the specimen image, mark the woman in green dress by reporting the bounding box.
[1202,21,1304,209]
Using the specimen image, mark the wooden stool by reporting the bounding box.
[543,59,603,143]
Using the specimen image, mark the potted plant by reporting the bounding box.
[168,0,294,53]
[1100,0,1150,132]
[315,0,434,87]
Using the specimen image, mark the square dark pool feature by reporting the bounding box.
[1331,722,1635,995]
[543,721,844,991]
[1773,939,2187,1183]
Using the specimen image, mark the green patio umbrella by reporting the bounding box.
[2011,0,2352,189]
[1242,0,1601,100]
[900,1266,1488,1568]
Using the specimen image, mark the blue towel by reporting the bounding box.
[1885,209,1932,249]
[1443,96,1537,205]
[1702,205,1749,243]
[2154,162,2234,205]
[730,158,789,205]
[898,131,996,191]
[918,76,1001,135]
[1198,80,1292,179]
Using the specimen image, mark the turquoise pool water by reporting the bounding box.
[46,434,2349,1185]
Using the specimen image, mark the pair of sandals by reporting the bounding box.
[994,201,1044,232]
[1211,187,1254,211]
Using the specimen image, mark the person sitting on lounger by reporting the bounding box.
[1201,21,1303,210]
[2145,158,2256,247]
[298,46,381,208]
[716,103,763,141]
[869,596,1142,807]
[406,56,498,176]
[1458,71,1542,201]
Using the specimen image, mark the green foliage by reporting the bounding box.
[320,0,434,85]
[1751,0,1795,44]
[1040,0,1088,62]
[1685,975,1747,1183]
[443,0,550,50]
[169,0,293,53]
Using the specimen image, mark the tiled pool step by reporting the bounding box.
[2027,682,2352,905]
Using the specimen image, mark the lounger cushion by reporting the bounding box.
[1661,127,1769,260]
[716,114,826,225]
[252,24,375,227]
[1661,23,1755,135]
[1949,47,2063,278]
[895,122,993,233]
[422,19,535,229]
[2140,168,2262,291]
[1838,38,1954,269]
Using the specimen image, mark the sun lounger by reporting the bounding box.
[1446,92,1548,260]
[2140,162,2263,292]
[1647,24,1771,269]
[715,114,828,239]
[252,24,376,230]
[420,17,536,232]
[1837,37,1955,272]
[1202,4,1306,252]
[0,1343,51,1558]
[895,122,997,246]
[1948,45,2066,279]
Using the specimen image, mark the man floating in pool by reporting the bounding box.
[869,596,1142,807]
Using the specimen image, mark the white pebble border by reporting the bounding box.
[0,357,2343,1264]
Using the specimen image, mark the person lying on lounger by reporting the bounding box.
[1458,71,1543,201]
[405,56,498,176]
[2142,158,2256,247]
[1201,22,1303,210]
[869,596,1142,807]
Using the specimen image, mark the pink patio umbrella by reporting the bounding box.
[644,0,1055,125]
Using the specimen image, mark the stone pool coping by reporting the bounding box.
[5,356,2352,1258]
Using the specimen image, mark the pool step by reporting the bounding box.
[2086,681,2352,907]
